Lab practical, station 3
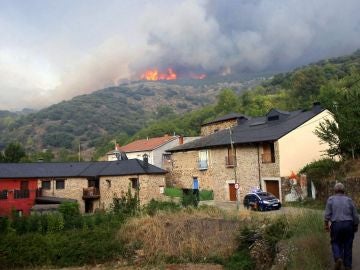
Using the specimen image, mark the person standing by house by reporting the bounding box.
[324,182,359,270]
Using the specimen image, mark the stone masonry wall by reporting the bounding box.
[169,143,281,202]
[99,174,165,210]
[200,119,238,136]
[39,178,87,213]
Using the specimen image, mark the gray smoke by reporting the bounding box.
[134,0,360,74]
[1,0,360,110]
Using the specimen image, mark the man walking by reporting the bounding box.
[325,182,359,270]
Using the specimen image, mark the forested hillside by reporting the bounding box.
[99,50,360,159]
[0,80,255,160]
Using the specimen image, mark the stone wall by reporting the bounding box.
[39,178,87,212]
[200,119,238,136]
[98,174,165,210]
[169,142,281,202]
[39,174,166,213]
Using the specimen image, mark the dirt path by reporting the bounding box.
[353,231,360,270]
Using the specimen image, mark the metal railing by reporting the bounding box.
[83,187,100,199]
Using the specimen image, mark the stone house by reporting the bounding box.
[106,134,199,169]
[167,103,332,202]
[0,160,166,215]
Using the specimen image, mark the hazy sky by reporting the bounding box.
[1,0,360,110]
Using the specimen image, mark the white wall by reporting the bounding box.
[278,110,333,177]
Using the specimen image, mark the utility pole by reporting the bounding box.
[229,128,239,210]
[78,142,81,162]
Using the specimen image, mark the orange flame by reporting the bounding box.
[141,68,177,81]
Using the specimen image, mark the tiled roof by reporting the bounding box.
[0,159,166,179]
[117,135,178,153]
[169,105,326,152]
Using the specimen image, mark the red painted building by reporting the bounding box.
[0,178,38,217]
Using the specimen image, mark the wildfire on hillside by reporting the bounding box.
[141,68,177,81]
[140,68,206,81]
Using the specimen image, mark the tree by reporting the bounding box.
[215,88,241,114]
[316,73,360,159]
[1,142,26,163]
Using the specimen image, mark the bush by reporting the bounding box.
[164,187,182,197]
[0,226,125,268]
[111,187,139,217]
[199,189,214,201]
[143,199,181,216]
[181,189,199,207]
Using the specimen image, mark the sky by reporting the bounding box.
[0,0,360,111]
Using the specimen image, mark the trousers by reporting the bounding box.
[330,220,355,268]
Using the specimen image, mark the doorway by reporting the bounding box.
[85,200,93,213]
[265,180,280,199]
[229,184,237,201]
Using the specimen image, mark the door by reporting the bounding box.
[229,184,237,201]
[193,178,199,190]
[265,180,280,199]
[85,200,93,213]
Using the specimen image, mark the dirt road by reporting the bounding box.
[352,231,360,270]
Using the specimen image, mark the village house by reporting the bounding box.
[106,134,199,169]
[0,159,166,216]
[167,103,332,202]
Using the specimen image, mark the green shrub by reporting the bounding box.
[199,189,214,201]
[181,189,199,207]
[47,213,64,233]
[111,187,139,217]
[0,226,125,268]
[164,187,183,197]
[0,217,9,234]
[143,199,181,216]
[224,250,255,270]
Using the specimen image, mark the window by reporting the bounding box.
[41,180,51,190]
[130,178,139,189]
[0,190,8,200]
[20,181,28,190]
[198,150,208,170]
[14,189,29,199]
[56,179,65,189]
[262,142,275,163]
[225,147,236,167]
[162,153,172,163]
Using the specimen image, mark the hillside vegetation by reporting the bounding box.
[119,49,360,147]
[0,80,254,160]
[1,49,360,161]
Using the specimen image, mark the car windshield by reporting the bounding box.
[257,192,275,200]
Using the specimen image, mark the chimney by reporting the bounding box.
[142,153,149,168]
[179,135,184,145]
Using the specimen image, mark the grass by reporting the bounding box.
[118,206,240,264]
[164,187,183,197]
[284,198,326,210]
[164,187,214,201]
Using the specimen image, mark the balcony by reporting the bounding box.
[262,153,275,163]
[198,160,208,170]
[225,156,236,167]
[14,189,30,199]
[83,187,100,199]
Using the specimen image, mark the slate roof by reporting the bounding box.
[0,159,166,179]
[169,105,326,152]
[201,113,248,126]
